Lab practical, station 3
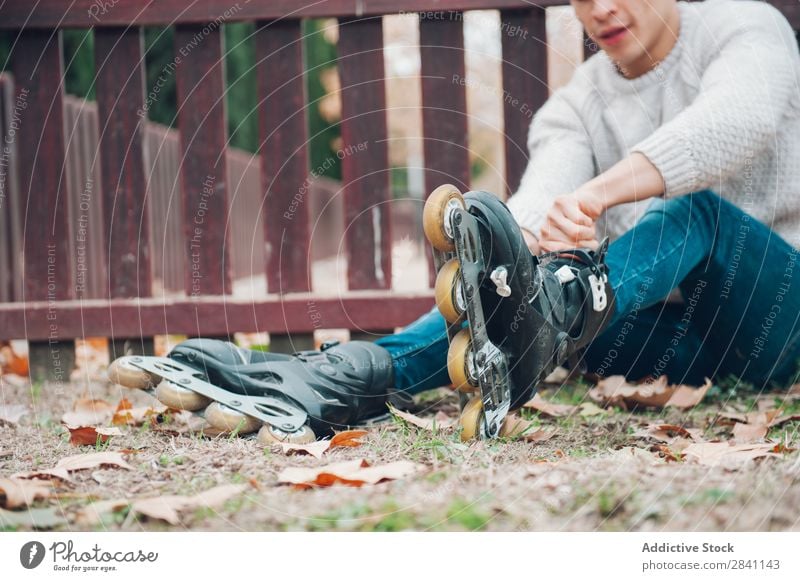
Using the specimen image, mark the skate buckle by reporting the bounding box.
[588,272,608,312]
[490,266,512,298]
[554,264,576,284]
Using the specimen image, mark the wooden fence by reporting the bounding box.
[0,0,797,379]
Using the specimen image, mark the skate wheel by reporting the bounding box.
[459,396,484,442]
[423,184,465,252]
[155,381,211,411]
[257,424,316,445]
[447,329,477,392]
[434,258,465,324]
[107,357,160,390]
[204,402,261,434]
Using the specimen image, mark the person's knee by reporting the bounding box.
[643,189,726,235]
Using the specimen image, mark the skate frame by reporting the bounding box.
[435,208,512,439]
[123,356,308,432]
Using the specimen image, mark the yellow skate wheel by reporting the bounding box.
[423,184,465,252]
[257,424,316,445]
[434,258,465,324]
[107,357,160,390]
[447,329,477,392]
[204,402,261,434]
[459,396,484,442]
[155,381,211,411]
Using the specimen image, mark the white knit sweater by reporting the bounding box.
[507,0,800,249]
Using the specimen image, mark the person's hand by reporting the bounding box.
[539,186,605,253]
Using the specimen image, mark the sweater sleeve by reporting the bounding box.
[506,89,597,238]
[630,2,799,198]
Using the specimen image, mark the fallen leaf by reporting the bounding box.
[0,404,28,425]
[13,451,133,481]
[1,343,29,376]
[499,415,557,442]
[579,402,607,417]
[66,425,123,446]
[61,398,115,426]
[589,375,673,409]
[0,478,53,509]
[280,440,333,460]
[131,484,248,525]
[683,442,781,468]
[769,414,800,428]
[635,423,704,443]
[388,405,454,431]
[278,459,423,489]
[522,394,577,417]
[732,422,768,443]
[278,430,368,459]
[665,378,712,409]
[330,430,369,448]
[590,375,711,410]
[718,409,782,427]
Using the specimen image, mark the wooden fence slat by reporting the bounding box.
[12,29,72,302]
[95,27,151,299]
[256,19,311,293]
[0,74,18,303]
[500,7,548,196]
[175,23,231,297]
[419,13,470,195]
[338,16,392,291]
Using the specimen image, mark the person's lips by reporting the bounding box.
[597,26,628,45]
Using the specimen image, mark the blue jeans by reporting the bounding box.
[376,190,800,393]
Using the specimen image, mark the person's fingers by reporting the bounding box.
[540,237,599,254]
[556,197,594,227]
[545,212,596,244]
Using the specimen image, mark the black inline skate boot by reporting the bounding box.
[424,184,614,440]
[107,339,395,443]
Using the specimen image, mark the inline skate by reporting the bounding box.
[423,184,615,440]
[107,339,395,443]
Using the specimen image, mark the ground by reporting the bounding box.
[1,372,800,532]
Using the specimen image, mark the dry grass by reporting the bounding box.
[2,374,800,532]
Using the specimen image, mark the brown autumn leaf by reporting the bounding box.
[635,423,704,443]
[0,343,29,376]
[590,375,711,410]
[13,451,133,482]
[61,398,115,426]
[77,484,250,526]
[0,478,53,509]
[499,415,557,442]
[278,430,368,459]
[769,413,800,428]
[718,409,782,427]
[131,484,249,525]
[732,422,768,443]
[0,404,28,425]
[522,394,577,417]
[278,459,423,489]
[683,442,781,468]
[589,375,673,409]
[66,425,123,446]
[665,378,712,409]
[388,405,454,431]
[578,402,607,417]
